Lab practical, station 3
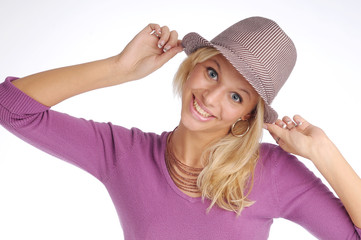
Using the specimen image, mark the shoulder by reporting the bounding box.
[105,125,170,157]
[111,125,167,142]
[259,142,295,165]
[130,127,169,145]
[258,143,315,181]
[116,126,170,153]
[257,143,321,202]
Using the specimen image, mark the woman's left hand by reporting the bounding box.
[264,115,330,161]
[266,115,361,228]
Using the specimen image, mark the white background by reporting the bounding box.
[1,0,360,239]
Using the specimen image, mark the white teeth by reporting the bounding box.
[193,99,211,118]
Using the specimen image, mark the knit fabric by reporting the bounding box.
[1,77,360,240]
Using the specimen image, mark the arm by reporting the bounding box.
[267,144,359,239]
[265,115,361,230]
[0,76,129,182]
[11,24,183,107]
[0,24,182,181]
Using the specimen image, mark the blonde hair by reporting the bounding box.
[173,47,264,215]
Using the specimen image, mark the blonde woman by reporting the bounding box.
[0,17,360,239]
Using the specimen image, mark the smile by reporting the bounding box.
[190,95,215,121]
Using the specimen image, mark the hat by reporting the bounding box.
[182,16,297,123]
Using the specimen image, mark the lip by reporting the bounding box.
[189,95,216,121]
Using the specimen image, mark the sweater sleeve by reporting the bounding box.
[268,144,361,239]
[0,77,138,183]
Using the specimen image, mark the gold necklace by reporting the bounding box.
[165,130,203,194]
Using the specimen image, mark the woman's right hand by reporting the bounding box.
[115,23,183,82]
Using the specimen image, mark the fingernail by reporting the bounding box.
[158,40,165,48]
[163,45,171,52]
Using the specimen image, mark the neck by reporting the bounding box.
[170,123,224,168]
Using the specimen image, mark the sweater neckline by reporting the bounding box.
[160,131,203,203]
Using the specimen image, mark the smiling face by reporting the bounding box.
[180,54,259,138]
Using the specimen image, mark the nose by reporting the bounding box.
[202,85,224,107]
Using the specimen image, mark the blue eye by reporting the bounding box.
[231,92,242,103]
[207,67,218,80]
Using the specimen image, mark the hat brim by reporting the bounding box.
[182,32,278,123]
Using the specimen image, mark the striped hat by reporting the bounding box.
[182,16,297,123]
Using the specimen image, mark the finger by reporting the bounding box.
[163,30,179,52]
[150,29,161,38]
[293,114,311,131]
[269,131,281,144]
[176,40,183,48]
[265,123,288,142]
[275,119,287,129]
[282,116,296,130]
[158,25,170,49]
[148,23,161,36]
[156,41,183,65]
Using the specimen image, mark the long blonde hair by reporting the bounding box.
[173,47,264,215]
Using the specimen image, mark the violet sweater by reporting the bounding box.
[1,77,360,239]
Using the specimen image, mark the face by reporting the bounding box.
[180,54,259,138]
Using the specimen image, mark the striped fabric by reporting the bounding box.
[182,17,297,123]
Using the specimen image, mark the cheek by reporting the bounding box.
[221,100,257,123]
[182,76,195,94]
[221,105,244,123]
[181,81,194,105]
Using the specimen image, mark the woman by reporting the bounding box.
[0,16,360,239]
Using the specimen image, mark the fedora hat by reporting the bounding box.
[182,16,297,123]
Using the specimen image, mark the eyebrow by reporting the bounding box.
[212,59,251,100]
[238,88,251,100]
[211,59,222,75]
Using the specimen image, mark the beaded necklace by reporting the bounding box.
[165,131,203,194]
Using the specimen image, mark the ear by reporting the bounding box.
[242,101,259,120]
[241,113,253,121]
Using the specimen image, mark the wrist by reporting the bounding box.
[310,135,343,170]
[106,55,133,85]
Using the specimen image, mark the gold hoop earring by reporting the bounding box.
[231,119,250,138]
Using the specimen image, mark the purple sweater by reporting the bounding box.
[1,77,360,239]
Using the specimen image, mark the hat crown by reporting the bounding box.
[211,17,297,105]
